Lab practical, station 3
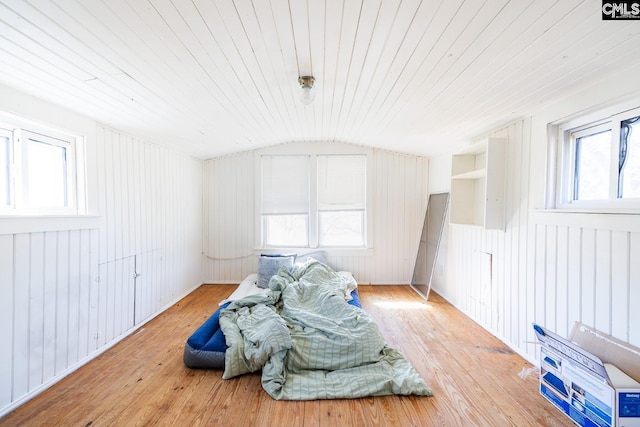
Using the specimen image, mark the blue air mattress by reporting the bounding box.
[183,288,362,369]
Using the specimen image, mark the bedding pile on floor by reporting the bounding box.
[219,259,433,400]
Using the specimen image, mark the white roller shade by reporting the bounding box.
[318,155,366,211]
[261,155,309,214]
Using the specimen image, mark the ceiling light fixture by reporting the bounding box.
[298,76,315,105]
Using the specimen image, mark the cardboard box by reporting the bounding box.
[534,323,640,427]
[605,364,640,427]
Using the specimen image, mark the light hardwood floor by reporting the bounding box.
[0,284,573,426]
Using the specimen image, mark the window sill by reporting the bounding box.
[0,215,100,235]
[256,248,374,257]
[530,210,640,232]
[542,208,640,214]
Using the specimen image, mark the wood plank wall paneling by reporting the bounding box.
[631,234,640,346]
[0,125,203,417]
[202,145,428,284]
[533,225,640,347]
[436,118,640,366]
[0,235,13,406]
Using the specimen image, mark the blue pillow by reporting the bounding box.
[257,254,295,288]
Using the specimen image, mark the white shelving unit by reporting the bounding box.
[450,137,506,230]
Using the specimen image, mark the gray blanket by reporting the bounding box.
[219,260,433,400]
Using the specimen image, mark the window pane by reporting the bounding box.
[620,116,640,198]
[1,136,10,207]
[319,211,364,247]
[262,155,309,214]
[574,131,611,201]
[263,214,308,247]
[23,137,68,208]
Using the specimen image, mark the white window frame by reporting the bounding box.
[255,142,373,252]
[0,119,85,216]
[549,103,640,213]
[1,127,13,209]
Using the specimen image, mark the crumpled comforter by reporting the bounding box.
[219,260,433,400]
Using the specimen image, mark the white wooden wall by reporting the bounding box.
[202,144,429,284]
[438,121,530,351]
[95,127,203,324]
[433,118,640,365]
[0,125,203,416]
[530,216,640,348]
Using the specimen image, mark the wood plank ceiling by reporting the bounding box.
[1,0,639,159]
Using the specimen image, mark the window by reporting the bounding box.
[553,106,640,211]
[1,122,80,215]
[317,155,366,246]
[261,155,310,247]
[572,123,611,201]
[259,146,369,248]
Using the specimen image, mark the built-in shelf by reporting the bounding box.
[450,138,505,230]
[451,168,487,180]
